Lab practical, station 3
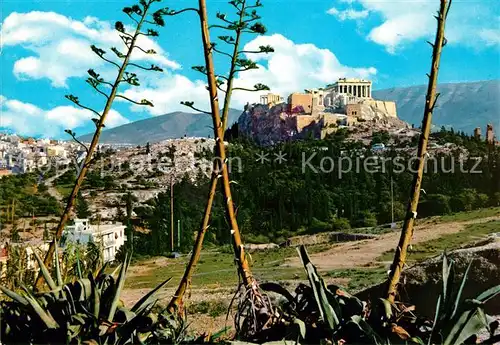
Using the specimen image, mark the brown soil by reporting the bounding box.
[286,216,500,271]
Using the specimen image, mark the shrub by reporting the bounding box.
[450,189,478,212]
[245,233,271,244]
[352,211,378,228]
[309,217,331,234]
[491,192,500,207]
[331,217,351,231]
[419,194,451,217]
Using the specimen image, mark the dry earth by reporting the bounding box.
[286,216,500,270]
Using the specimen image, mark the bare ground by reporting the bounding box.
[286,216,500,271]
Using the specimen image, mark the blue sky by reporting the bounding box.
[1,0,499,138]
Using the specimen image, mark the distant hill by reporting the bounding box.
[78,109,241,145]
[373,80,500,133]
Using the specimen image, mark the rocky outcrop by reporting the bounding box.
[362,100,398,119]
[238,103,297,146]
[238,101,408,146]
[356,239,500,317]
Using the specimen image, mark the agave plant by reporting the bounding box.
[0,245,187,345]
[428,255,500,345]
[249,246,500,345]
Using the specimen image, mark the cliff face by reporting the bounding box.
[363,100,398,119]
[238,103,299,146]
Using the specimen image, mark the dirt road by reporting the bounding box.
[286,216,500,271]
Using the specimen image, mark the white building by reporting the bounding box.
[63,219,126,262]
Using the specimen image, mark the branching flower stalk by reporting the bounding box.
[35,0,169,290]
[386,0,452,303]
[168,0,273,312]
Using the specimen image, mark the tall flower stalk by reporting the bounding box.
[35,0,170,290]
[167,0,273,312]
[386,0,452,303]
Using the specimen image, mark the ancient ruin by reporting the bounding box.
[239,78,404,145]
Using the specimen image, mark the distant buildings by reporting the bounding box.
[0,133,74,175]
[63,219,126,262]
[329,78,372,99]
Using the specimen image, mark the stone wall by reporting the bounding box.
[320,114,341,139]
[295,115,317,133]
[289,93,313,114]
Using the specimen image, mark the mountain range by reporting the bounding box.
[78,109,241,145]
[373,79,499,133]
[79,80,499,145]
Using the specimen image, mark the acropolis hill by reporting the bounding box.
[238,78,408,145]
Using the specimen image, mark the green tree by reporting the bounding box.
[419,194,451,217]
[76,194,91,219]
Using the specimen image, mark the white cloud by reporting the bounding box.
[0,95,129,137]
[327,1,500,53]
[1,11,180,87]
[120,34,378,115]
[327,7,369,21]
[231,34,377,106]
[480,28,500,47]
[120,73,211,116]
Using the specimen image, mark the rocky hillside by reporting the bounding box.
[79,138,216,220]
[373,80,500,133]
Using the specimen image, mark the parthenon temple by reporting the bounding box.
[328,78,372,99]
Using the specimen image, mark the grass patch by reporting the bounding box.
[325,267,387,292]
[55,184,73,198]
[426,207,500,224]
[125,244,331,290]
[379,220,500,263]
[188,300,228,318]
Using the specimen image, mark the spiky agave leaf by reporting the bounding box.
[54,240,63,287]
[107,255,129,321]
[31,246,57,291]
[0,286,29,306]
[131,277,172,314]
[297,245,340,330]
[23,291,59,329]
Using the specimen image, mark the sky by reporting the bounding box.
[0,0,499,139]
